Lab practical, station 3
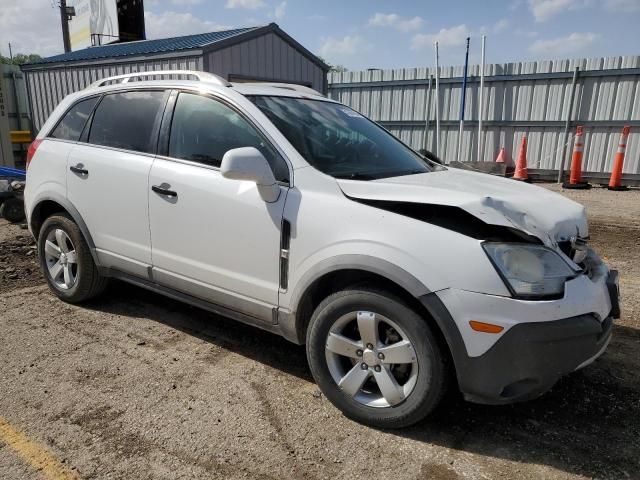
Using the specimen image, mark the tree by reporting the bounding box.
[317,56,348,73]
[329,64,348,73]
[0,53,42,65]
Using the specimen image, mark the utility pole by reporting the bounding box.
[434,42,440,157]
[477,35,486,163]
[456,37,470,163]
[59,0,72,53]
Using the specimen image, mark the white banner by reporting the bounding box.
[69,0,120,51]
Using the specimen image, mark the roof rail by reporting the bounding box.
[235,82,323,96]
[88,70,230,89]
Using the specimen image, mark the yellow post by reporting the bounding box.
[10,130,32,144]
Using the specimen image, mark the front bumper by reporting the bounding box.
[453,313,613,404]
[419,263,619,405]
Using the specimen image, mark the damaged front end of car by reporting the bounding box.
[337,170,620,404]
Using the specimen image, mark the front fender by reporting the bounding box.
[287,253,433,314]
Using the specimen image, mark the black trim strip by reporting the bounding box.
[157,89,178,157]
[107,269,282,336]
[280,218,291,290]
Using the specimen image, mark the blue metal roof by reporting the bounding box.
[32,26,262,65]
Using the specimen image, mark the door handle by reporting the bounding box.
[152,184,178,198]
[70,164,88,175]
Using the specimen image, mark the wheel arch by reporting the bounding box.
[286,256,437,343]
[30,195,100,266]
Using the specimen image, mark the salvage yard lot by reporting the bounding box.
[1,185,639,480]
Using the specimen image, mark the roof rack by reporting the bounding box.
[88,70,230,89]
[236,82,323,96]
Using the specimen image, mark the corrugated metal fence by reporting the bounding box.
[328,56,640,175]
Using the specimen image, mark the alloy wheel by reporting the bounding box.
[44,228,78,290]
[325,311,419,408]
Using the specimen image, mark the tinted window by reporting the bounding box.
[168,92,288,182]
[88,91,165,153]
[252,96,435,180]
[50,97,99,141]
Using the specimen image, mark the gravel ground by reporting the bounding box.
[1,185,639,480]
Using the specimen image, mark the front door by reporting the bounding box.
[148,91,290,322]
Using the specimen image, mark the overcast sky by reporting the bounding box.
[1,0,639,70]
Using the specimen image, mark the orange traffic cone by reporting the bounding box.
[608,126,630,191]
[495,147,509,164]
[563,126,591,189]
[513,136,529,181]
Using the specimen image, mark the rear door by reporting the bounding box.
[66,89,168,278]
[148,91,290,321]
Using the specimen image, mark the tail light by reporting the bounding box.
[26,139,43,169]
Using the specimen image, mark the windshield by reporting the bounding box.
[250,96,435,180]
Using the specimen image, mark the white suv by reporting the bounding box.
[25,71,619,428]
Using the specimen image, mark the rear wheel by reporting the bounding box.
[38,214,107,302]
[306,288,447,428]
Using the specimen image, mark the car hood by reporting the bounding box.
[337,167,587,246]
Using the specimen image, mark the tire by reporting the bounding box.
[0,197,26,223]
[306,287,448,428]
[38,214,108,303]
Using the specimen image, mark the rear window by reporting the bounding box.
[49,97,99,141]
[88,91,166,154]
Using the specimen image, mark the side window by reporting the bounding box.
[88,90,166,154]
[49,97,99,141]
[168,92,289,182]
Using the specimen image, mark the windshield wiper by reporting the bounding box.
[394,169,430,177]
[334,172,379,180]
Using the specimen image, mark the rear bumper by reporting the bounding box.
[419,268,619,405]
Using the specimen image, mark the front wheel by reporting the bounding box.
[306,288,448,428]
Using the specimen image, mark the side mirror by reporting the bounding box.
[221,147,280,203]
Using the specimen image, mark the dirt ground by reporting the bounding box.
[1,185,639,480]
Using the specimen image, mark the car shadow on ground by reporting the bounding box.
[87,281,640,479]
[86,281,313,382]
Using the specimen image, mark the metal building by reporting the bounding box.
[22,23,328,131]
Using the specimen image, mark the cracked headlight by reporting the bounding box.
[483,243,577,298]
